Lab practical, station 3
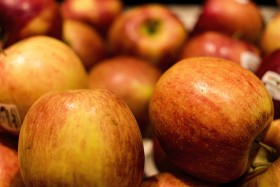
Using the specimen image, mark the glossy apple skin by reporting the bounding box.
[149,57,274,183]
[18,89,144,186]
[255,49,280,120]
[260,12,280,55]
[141,172,219,187]
[107,3,188,71]
[63,19,107,70]
[180,31,261,73]
[191,0,264,43]
[60,0,123,36]
[0,133,24,187]
[88,55,162,134]
[0,0,63,48]
[0,36,88,136]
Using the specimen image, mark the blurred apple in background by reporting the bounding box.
[191,0,264,43]
[0,36,88,136]
[255,49,280,119]
[149,57,274,184]
[88,55,162,135]
[0,133,24,187]
[0,0,63,48]
[141,172,219,187]
[107,3,188,71]
[259,12,280,55]
[60,0,123,37]
[18,89,144,186]
[63,19,107,71]
[180,31,261,72]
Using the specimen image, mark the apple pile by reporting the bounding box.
[1,0,280,186]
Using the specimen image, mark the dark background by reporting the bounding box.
[123,0,278,6]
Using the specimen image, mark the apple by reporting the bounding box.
[0,0,63,48]
[18,88,144,186]
[259,12,280,55]
[141,172,219,187]
[255,49,280,120]
[191,0,264,43]
[62,19,107,71]
[0,133,24,187]
[60,0,123,37]
[107,3,188,71]
[180,31,262,73]
[0,36,88,136]
[88,55,162,135]
[149,57,274,184]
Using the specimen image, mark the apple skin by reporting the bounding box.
[62,19,107,71]
[0,0,63,48]
[191,0,264,43]
[0,133,25,187]
[18,89,144,186]
[149,57,274,183]
[107,3,188,71]
[88,55,162,135]
[0,36,88,136]
[141,172,219,187]
[180,31,262,73]
[259,12,280,55]
[60,0,123,37]
[255,49,280,120]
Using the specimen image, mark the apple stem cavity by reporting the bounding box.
[142,19,161,35]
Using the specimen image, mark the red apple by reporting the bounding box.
[0,36,88,136]
[0,0,63,48]
[62,19,107,71]
[255,49,280,120]
[180,31,262,72]
[191,0,264,43]
[60,0,123,37]
[88,55,162,135]
[149,57,274,183]
[0,133,24,187]
[259,12,280,55]
[141,172,219,187]
[107,3,188,71]
[18,89,144,186]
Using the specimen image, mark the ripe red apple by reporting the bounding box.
[88,55,162,135]
[141,172,219,187]
[149,57,274,183]
[180,31,262,72]
[255,49,280,120]
[0,0,63,48]
[0,36,88,136]
[60,0,123,36]
[18,89,144,186]
[259,12,280,55]
[63,19,107,71]
[191,0,264,43]
[0,133,24,187]
[107,3,188,70]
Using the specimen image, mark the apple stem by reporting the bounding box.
[254,140,277,154]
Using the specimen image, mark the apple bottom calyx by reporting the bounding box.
[0,104,22,136]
